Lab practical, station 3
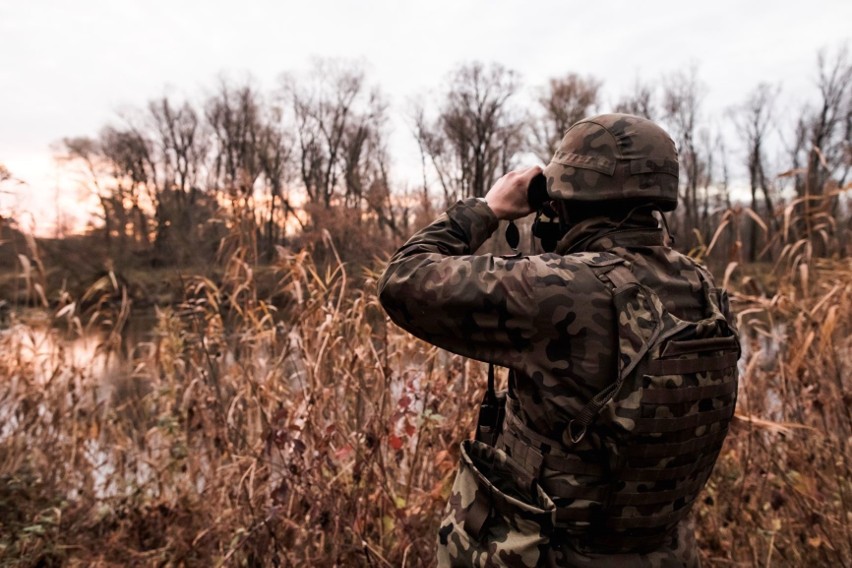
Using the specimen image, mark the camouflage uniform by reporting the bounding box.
[378,114,738,567]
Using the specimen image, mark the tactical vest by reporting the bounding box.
[484,253,740,554]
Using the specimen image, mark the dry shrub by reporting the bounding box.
[0,234,480,567]
[694,197,852,566]
[298,203,395,270]
[2,201,851,567]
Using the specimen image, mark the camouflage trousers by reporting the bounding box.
[436,440,700,568]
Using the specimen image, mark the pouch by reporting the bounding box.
[437,440,556,567]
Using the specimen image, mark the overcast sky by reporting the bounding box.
[1,0,850,233]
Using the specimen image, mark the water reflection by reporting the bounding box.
[7,324,116,383]
[2,309,157,386]
[2,309,174,500]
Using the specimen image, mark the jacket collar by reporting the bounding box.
[584,227,666,251]
[553,217,665,255]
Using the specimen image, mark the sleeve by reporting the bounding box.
[377,198,541,368]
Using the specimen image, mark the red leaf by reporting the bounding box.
[388,434,404,450]
[334,444,354,461]
[404,421,417,437]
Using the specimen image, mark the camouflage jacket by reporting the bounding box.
[378,198,722,565]
[378,198,717,432]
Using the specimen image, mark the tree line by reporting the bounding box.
[37,44,852,267]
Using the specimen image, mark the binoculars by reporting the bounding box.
[504,173,559,252]
[528,173,549,209]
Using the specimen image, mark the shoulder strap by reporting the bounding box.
[568,264,663,443]
[603,263,639,289]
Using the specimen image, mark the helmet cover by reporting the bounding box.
[543,113,679,211]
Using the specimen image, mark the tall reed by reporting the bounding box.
[1,204,851,566]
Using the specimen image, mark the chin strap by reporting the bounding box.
[652,206,676,247]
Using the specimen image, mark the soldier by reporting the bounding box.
[378,113,739,567]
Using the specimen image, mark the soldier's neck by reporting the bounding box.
[555,213,661,254]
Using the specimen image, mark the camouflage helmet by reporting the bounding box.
[543,113,679,211]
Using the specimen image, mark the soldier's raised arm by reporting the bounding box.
[377,167,543,368]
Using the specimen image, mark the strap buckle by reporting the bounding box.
[568,419,587,444]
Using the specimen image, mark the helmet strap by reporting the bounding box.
[650,205,676,247]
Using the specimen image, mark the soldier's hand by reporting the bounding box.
[484,165,542,221]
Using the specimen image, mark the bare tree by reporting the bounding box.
[149,98,206,197]
[206,82,264,200]
[339,90,401,238]
[696,127,715,228]
[807,45,852,194]
[413,62,523,204]
[148,97,211,262]
[283,60,366,210]
[530,73,602,163]
[61,135,140,253]
[204,81,276,267]
[99,127,155,247]
[279,59,399,261]
[256,103,294,258]
[615,78,656,120]
[0,163,19,223]
[662,65,706,240]
[732,83,779,260]
[715,132,732,211]
[783,44,851,254]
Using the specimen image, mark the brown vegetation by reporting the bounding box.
[0,45,851,567]
[2,185,852,566]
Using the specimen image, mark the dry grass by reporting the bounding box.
[695,251,852,567]
[1,211,851,567]
[0,232,479,567]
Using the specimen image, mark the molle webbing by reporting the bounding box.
[632,404,735,434]
[497,255,740,552]
[647,352,739,374]
[640,379,736,403]
[501,403,607,480]
[500,404,607,528]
